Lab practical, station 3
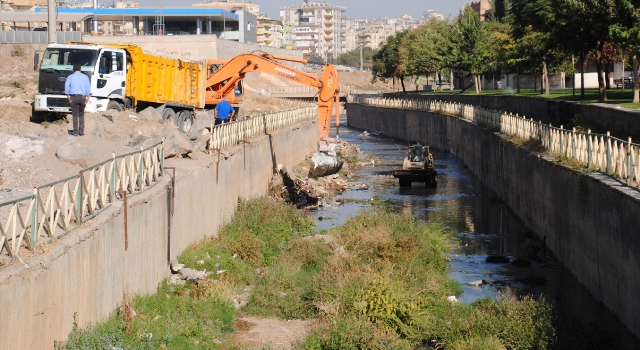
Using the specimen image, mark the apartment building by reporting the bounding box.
[192,0,260,15]
[256,16,294,49]
[471,0,492,21]
[421,9,445,22]
[279,1,346,60]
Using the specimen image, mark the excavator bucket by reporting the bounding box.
[309,63,342,177]
[308,140,343,178]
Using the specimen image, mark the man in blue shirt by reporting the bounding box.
[65,64,91,136]
[214,96,235,125]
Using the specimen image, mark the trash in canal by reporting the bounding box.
[485,255,510,263]
[279,166,318,208]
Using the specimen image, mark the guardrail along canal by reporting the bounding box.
[306,120,639,347]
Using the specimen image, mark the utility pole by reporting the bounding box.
[47,0,56,43]
[358,29,364,71]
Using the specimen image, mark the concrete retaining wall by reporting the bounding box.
[0,36,302,65]
[82,35,303,62]
[0,121,318,350]
[388,93,640,142]
[346,103,640,341]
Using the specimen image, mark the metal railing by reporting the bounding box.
[0,107,317,260]
[263,85,358,95]
[0,31,82,43]
[209,107,317,151]
[0,141,164,258]
[349,95,640,188]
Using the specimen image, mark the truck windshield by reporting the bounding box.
[40,48,98,72]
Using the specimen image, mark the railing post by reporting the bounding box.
[31,187,38,248]
[606,131,611,174]
[548,123,552,150]
[161,137,165,173]
[628,137,633,186]
[139,146,144,192]
[587,129,592,169]
[560,125,564,155]
[110,152,116,201]
[77,170,83,225]
[572,128,576,160]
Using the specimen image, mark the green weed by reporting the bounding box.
[56,198,572,349]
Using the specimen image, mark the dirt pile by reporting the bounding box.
[0,55,382,203]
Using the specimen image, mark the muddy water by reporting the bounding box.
[306,120,639,346]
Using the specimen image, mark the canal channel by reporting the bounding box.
[305,118,639,347]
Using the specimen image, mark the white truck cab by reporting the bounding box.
[35,43,128,113]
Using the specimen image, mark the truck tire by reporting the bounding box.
[162,108,176,124]
[399,179,411,188]
[107,101,123,112]
[178,110,194,133]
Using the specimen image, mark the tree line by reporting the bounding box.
[361,0,640,103]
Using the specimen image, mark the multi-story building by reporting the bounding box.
[192,0,260,16]
[279,1,346,60]
[256,16,294,48]
[356,18,397,50]
[420,9,445,22]
[471,0,492,21]
[343,18,358,52]
[346,9,444,51]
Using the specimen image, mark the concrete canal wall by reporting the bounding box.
[346,102,640,341]
[0,121,318,350]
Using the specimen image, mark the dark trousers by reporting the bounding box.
[214,118,230,125]
[70,95,85,134]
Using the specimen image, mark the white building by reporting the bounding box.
[279,1,346,60]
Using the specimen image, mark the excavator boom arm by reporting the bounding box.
[204,53,340,139]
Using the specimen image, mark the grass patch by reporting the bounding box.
[420,88,640,109]
[56,281,237,349]
[57,197,611,349]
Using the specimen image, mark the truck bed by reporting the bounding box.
[111,44,206,108]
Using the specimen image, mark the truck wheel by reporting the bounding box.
[107,101,123,112]
[162,108,176,124]
[178,111,194,133]
[399,179,411,188]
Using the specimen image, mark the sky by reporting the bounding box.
[114,1,473,20]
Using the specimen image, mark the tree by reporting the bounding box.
[490,0,510,22]
[553,0,618,102]
[451,5,485,93]
[398,19,447,81]
[334,47,375,70]
[372,31,410,92]
[509,0,561,95]
[609,0,640,103]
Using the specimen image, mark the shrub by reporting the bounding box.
[10,45,26,57]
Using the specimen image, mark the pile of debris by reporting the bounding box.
[168,259,208,285]
[270,140,376,208]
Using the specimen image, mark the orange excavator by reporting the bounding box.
[203,53,340,140]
